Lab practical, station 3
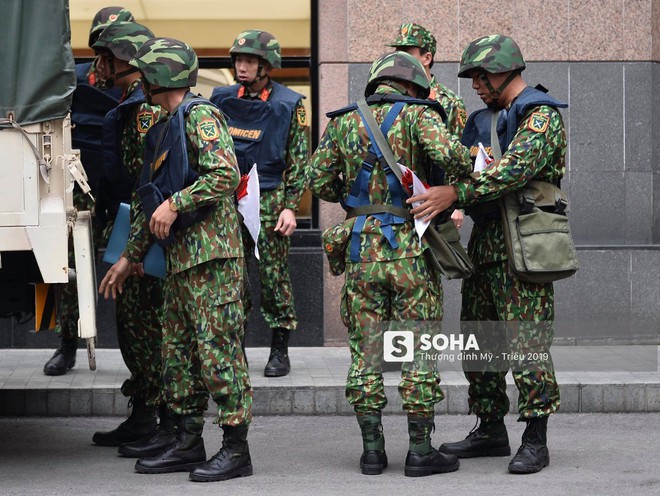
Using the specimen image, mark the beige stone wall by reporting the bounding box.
[319,0,658,64]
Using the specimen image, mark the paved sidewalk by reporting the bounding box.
[1,346,658,416]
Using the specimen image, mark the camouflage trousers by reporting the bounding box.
[242,187,297,331]
[342,255,444,417]
[460,261,560,420]
[115,274,164,408]
[161,258,252,426]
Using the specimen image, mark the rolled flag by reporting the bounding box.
[237,163,261,259]
[397,163,431,245]
[474,142,494,172]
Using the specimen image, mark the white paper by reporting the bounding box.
[474,142,494,172]
[397,163,430,245]
[237,163,261,259]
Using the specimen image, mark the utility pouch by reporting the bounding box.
[500,181,578,283]
[423,219,473,279]
[321,218,356,276]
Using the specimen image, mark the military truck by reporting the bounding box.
[0,0,98,369]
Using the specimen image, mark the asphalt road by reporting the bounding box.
[0,413,659,496]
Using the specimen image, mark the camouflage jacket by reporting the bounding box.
[455,104,567,264]
[429,76,466,139]
[310,86,472,262]
[125,102,243,273]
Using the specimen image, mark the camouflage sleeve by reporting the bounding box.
[283,99,310,210]
[415,106,472,178]
[309,118,344,203]
[124,205,152,264]
[445,97,467,140]
[454,105,566,206]
[170,105,240,213]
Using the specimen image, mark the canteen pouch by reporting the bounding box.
[500,181,578,283]
[321,218,356,276]
[423,218,473,279]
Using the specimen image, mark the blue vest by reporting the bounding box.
[328,94,447,262]
[461,86,567,225]
[139,94,213,232]
[70,62,122,192]
[210,81,304,191]
[100,86,147,223]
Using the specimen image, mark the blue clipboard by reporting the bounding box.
[102,203,166,279]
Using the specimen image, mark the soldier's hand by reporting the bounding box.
[150,200,178,240]
[99,257,132,300]
[452,209,464,229]
[408,185,458,223]
[274,208,297,237]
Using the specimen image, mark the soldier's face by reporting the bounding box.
[470,70,507,105]
[234,54,262,84]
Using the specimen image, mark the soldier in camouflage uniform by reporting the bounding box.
[389,23,467,229]
[310,52,472,477]
[88,21,168,449]
[100,38,252,482]
[408,35,565,474]
[210,30,309,378]
[43,6,132,376]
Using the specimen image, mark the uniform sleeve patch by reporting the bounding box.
[197,119,220,141]
[137,111,154,133]
[297,106,308,127]
[528,112,550,133]
[457,108,467,128]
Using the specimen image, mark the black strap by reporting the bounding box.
[346,204,412,220]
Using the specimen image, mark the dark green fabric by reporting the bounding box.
[0,0,76,125]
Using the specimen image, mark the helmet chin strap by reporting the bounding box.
[480,71,518,109]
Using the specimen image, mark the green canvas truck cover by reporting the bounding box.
[0,0,76,125]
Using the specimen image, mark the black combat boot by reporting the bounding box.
[118,406,177,458]
[92,397,157,446]
[135,414,206,474]
[439,417,511,458]
[357,413,388,475]
[43,337,78,376]
[404,415,460,477]
[508,416,550,474]
[189,424,253,482]
[263,328,290,377]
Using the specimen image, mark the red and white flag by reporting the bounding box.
[237,163,261,259]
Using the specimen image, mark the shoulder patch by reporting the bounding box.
[457,108,467,128]
[297,106,308,127]
[137,111,154,133]
[528,112,550,133]
[197,119,220,141]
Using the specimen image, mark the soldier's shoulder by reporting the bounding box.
[431,80,464,104]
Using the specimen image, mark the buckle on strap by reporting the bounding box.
[520,193,535,215]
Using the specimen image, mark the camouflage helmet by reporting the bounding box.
[88,6,134,48]
[458,34,526,78]
[365,51,430,99]
[229,30,282,69]
[92,22,154,62]
[129,37,198,88]
[388,23,437,56]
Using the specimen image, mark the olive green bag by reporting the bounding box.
[500,181,578,283]
[423,218,474,279]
